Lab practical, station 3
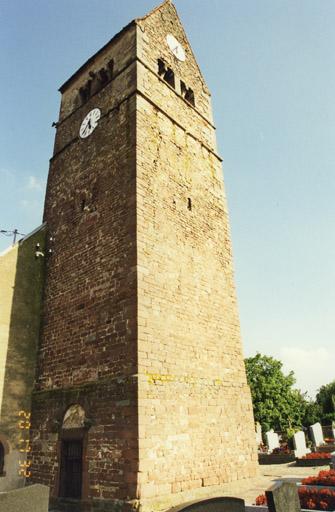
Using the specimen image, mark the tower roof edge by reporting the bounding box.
[58,1,210,97]
[135,0,172,22]
[58,2,172,93]
[58,20,136,94]
[136,1,210,94]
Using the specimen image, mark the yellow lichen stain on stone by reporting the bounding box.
[145,372,224,387]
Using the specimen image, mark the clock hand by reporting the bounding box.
[83,123,90,136]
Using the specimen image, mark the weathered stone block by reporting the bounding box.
[0,484,49,512]
[265,482,300,512]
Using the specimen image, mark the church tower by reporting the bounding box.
[29,1,258,510]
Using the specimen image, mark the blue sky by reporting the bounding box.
[1,0,334,397]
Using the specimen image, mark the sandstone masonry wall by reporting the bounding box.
[135,3,258,509]
[0,227,45,491]
[30,27,139,503]
[29,2,258,509]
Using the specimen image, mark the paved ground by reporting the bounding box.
[217,461,330,505]
[49,462,331,510]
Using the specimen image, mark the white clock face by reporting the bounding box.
[79,108,101,139]
[166,34,186,62]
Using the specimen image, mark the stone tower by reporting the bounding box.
[29,1,258,510]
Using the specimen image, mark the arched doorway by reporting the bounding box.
[0,434,10,478]
[58,404,88,499]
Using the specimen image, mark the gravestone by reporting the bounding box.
[332,421,335,439]
[256,422,262,446]
[310,422,324,447]
[293,431,311,458]
[0,484,49,512]
[265,481,300,512]
[265,430,280,452]
[166,496,245,512]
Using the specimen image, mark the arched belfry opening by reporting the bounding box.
[58,404,89,500]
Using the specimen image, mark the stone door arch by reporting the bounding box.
[58,404,89,500]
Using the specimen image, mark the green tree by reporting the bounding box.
[316,380,335,424]
[245,353,308,433]
[302,399,322,426]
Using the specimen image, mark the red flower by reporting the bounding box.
[255,494,267,505]
[299,486,335,510]
[303,452,331,460]
[301,469,335,487]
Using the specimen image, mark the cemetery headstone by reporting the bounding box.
[256,422,262,446]
[309,422,324,447]
[265,430,280,452]
[265,481,301,512]
[293,431,310,458]
[166,496,245,512]
[0,484,49,512]
[332,421,335,439]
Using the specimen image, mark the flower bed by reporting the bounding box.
[299,487,335,510]
[304,453,332,459]
[317,445,335,453]
[302,470,335,487]
[258,452,295,464]
[258,445,295,464]
[296,453,331,467]
[255,487,335,511]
